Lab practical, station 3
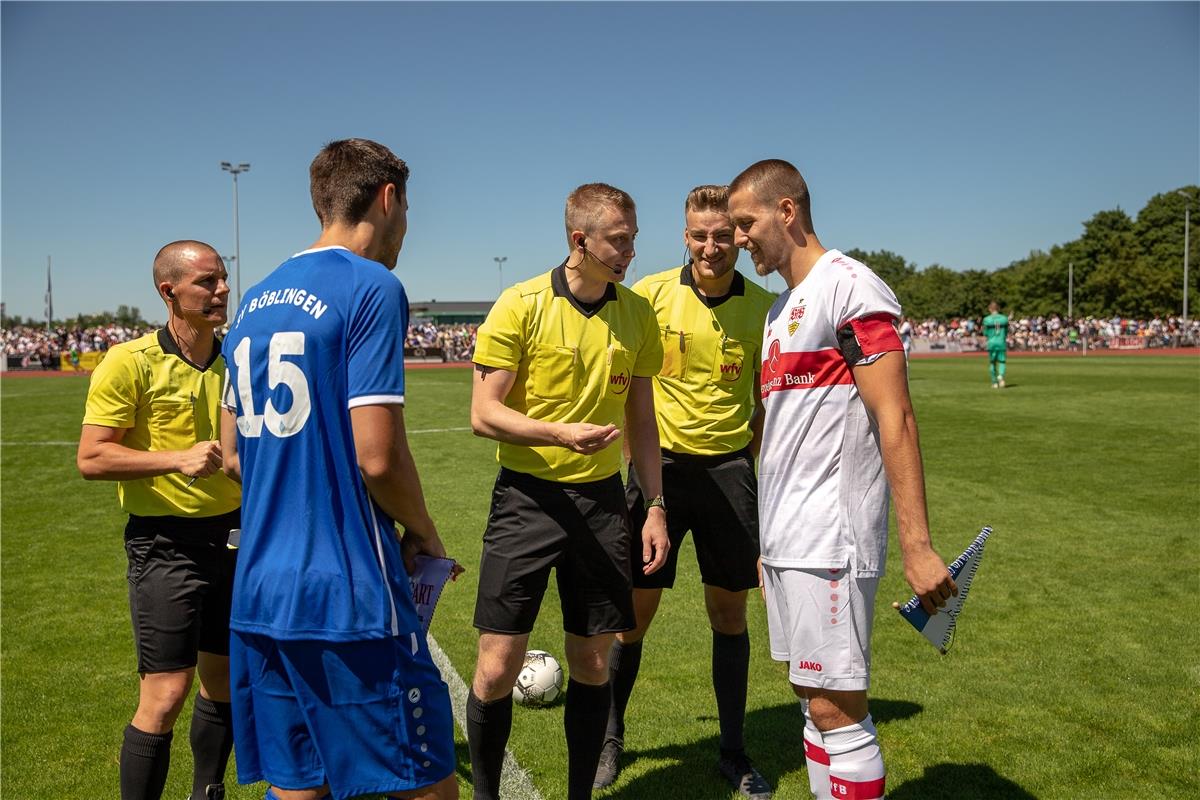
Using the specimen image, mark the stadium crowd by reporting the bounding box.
[908,314,1200,351]
[4,315,1193,370]
[405,320,478,361]
[2,323,148,368]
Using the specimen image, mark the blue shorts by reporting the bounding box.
[230,631,456,799]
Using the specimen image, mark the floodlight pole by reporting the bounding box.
[494,256,507,298]
[1177,191,1192,325]
[221,161,251,310]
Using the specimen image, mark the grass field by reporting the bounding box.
[2,355,1198,799]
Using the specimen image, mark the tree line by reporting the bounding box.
[846,185,1199,321]
[5,186,1197,327]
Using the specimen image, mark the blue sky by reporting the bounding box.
[3,1,1197,321]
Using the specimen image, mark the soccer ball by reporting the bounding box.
[512,649,564,708]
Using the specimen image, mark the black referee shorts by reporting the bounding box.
[474,468,634,637]
[124,509,239,674]
[627,448,760,592]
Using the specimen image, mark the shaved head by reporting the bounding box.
[153,240,220,288]
[729,159,814,231]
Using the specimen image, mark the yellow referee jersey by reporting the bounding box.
[474,265,663,483]
[82,330,241,517]
[632,265,776,455]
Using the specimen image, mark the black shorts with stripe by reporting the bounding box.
[474,468,634,637]
[627,448,760,592]
[124,509,240,673]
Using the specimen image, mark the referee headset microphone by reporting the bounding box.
[166,287,213,315]
[575,236,623,275]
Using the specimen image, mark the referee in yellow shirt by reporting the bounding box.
[467,183,669,800]
[595,186,776,798]
[77,241,241,800]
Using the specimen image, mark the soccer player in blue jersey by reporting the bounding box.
[220,139,459,800]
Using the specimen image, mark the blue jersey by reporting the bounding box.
[222,246,417,641]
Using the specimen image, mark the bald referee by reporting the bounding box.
[467,183,668,800]
[78,241,240,800]
[595,186,776,797]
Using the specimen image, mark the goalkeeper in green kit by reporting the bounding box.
[983,302,1009,388]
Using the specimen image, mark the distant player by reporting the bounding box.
[983,302,1009,388]
[77,240,240,800]
[728,159,957,800]
[595,185,775,797]
[467,183,668,800]
[220,139,458,800]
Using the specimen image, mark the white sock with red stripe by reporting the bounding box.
[823,714,886,799]
[801,700,832,800]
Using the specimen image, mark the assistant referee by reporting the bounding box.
[596,185,776,798]
[78,240,240,800]
[467,183,668,800]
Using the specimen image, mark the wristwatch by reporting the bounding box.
[644,494,666,512]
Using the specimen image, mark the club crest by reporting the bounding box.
[787,300,806,336]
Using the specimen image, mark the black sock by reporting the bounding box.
[604,639,643,746]
[189,696,234,798]
[466,690,512,800]
[565,679,612,800]
[712,629,750,754]
[120,724,173,800]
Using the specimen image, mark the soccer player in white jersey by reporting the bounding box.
[728,160,957,800]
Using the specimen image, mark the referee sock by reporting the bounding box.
[120,724,173,800]
[466,690,512,800]
[604,638,643,746]
[801,700,832,800]
[564,679,611,800]
[189,695,234,798]
[824,714,886,800]
[712,629,750,754]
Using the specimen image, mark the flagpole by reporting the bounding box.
[45,256,53,333]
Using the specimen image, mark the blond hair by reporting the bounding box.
[685,185,729,215]
[564,183,636,239]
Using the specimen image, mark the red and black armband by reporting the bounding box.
[836,313,903,365]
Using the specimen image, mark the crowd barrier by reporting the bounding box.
[404,346,448,362]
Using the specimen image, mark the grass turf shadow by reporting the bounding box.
[600,698,925,799]
[888,763,1039,799]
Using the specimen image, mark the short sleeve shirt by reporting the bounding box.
[983,313,1009,350]
[83,330,241,517]
[221,246,417,641]
[757,250,903,576]
[632,265,776,455]
[473,265,663,483]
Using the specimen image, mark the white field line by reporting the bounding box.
[0,427,472,447]
[426,634,543,800]
[1,430,540,797]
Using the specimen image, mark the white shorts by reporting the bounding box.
[762,565,878,691]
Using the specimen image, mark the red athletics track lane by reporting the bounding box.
[910,347,1199,360]
[0,360,478,379]
[4,348,1197,380]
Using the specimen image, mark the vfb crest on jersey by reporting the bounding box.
[787,300,806,336]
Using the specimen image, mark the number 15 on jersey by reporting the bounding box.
[229,332,312,438]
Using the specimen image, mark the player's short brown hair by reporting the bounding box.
[310,139,410,227]
[684,185,729,215]
[564,183,636,238]
[730,159,813,229]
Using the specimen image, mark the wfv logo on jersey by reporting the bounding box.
[608,369,630,395]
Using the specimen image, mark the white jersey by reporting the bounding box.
[757,250,903,576]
